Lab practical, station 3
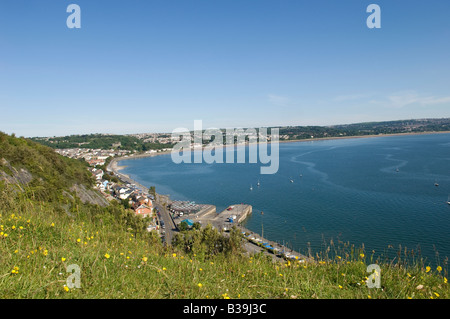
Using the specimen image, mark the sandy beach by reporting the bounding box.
[108,150,173,175]
[108,130,450,175]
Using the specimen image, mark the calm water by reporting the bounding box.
[119,133,450,262]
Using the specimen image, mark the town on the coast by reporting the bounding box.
[47,117,450,264]
[52,146,309,263]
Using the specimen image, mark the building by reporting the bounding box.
[134,204,152,218]
[180,219,194,228]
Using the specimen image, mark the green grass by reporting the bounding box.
[1,197,449,299]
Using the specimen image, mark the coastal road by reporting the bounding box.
[154,202,178,245]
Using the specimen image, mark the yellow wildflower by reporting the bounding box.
[64,286,69,292]
[61,257,66,262]
[197,283,203,288]
[426,266,431,273]
[142,256,148,262]
[437,266,442,273]
[104,253,110,259]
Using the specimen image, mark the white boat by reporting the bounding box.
[257,180,260,187]
[250,185,253,191]
[289,177,294,183]
[447,195,450,205]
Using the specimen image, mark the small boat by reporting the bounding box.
[435,182,439,187]
[257,180,260,187]
[250,185,253,191]
[396,168,399,172]
[289,177,294,183]
[447,195,450,205]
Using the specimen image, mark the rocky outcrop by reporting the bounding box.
[1,157,109,207]
[70,183,109,207]
[0,158,33,189]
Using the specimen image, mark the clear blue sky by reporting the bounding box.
[1,0,450,137]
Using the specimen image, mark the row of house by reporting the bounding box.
[86,166,154,221]
[55,148,131,167]
[57,149,159,233]
[110,184,154,218]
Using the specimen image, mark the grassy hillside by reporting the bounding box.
[0,132,449,299]
[30,133,173,152]
[1,132,93,202]
[1,198,448,299]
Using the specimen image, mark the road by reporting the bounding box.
[154,202,178,245]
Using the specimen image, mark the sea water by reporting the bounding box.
[118,133,450,263]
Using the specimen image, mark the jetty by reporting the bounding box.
[175,203,310,263]
[237,226,312,263]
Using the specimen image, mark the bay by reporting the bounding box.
[118,133,450,263]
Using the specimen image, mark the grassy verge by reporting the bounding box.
[1,195,449,299]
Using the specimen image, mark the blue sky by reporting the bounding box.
[1,0,450,137]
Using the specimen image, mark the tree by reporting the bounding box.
[193,222,201,230]
[178,221,189,232]
[149,186,156,198]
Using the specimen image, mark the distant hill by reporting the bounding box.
[30,134,173,151]
[275,118,450,141]
[28,118,450,150]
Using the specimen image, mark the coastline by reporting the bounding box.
[105,130,450,260]
[108,130,450,175]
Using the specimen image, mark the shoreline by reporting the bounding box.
[106,130,450,259]
[108,130,450,173]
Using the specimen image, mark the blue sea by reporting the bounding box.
[118,133,450,263]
